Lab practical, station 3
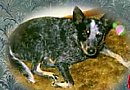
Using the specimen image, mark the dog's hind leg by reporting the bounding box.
[53,62,74,88]
[9,47,35,83]
[31,62,58,81]
[100,46,130,69]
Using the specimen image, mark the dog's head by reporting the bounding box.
[73,6,112,57]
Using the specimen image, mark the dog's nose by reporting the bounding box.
[87,47,96,55]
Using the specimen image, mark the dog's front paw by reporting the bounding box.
[52,81,73,88]
[27,77,35,83]
[50,74,59,82]
[24,73,35,83]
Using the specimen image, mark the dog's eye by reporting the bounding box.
[96,32,102,37]
[96,32,100,35]
[82,30,89,38]
[86,30,89,34]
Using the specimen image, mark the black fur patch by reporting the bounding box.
[9,17,86,66]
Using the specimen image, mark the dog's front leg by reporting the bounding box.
[53,62,74,88]
[100,46,130,69]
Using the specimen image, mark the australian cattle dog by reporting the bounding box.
[7,6,130,88]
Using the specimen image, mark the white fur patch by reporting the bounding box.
[35,63,56,78]
[9,47,35,83]
[53,82,72,88]
[89,20,99,39]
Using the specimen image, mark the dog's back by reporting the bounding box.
[9,17,85,67]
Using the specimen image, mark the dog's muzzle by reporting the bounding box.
[86,47,97,57]
[80,42,97,57]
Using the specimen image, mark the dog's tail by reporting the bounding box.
[8,46,35,83]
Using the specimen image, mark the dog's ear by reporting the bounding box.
[101,14,112,33]
[73,6,85,25]
[101,14,109,27]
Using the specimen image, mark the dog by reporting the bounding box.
[7,6,130,88]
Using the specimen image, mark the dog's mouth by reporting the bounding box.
[80,42,97,57]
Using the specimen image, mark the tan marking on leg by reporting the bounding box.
[80,42,88,55]
[49,58,56,64]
